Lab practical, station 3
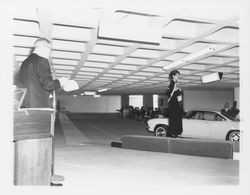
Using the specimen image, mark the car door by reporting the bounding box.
[206,112,229,140]
[182,111,210,138]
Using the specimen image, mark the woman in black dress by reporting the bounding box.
[167,69,183,138]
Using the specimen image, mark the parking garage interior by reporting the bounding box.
[1,0,250,194]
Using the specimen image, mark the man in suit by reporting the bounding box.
[18,37,68,108]
[18,37,68,186]
[220,102,232,119]
[230,101,240,118]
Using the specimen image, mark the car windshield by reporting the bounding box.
[185,111,197,119]
[185,110,239,121]
[220,112,240,121]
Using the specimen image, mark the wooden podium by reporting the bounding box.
[13,108,56,185]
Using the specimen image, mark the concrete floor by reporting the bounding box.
[53,113,239,192]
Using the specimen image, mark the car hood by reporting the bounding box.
[148,118,168,124]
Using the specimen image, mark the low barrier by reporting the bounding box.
[120,135,234,159]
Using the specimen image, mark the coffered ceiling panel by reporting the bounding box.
[130,49,161,58]
[205,27,238,43]
[164,52,187,61]
[87,54,116,62]
[92,44,125,55]
[114,64,138,70]
[13,20,40,37]
[12,4,240,95]
[52,59,78,66]
[52,40,86,52]
[162,20,215,38]
[52,8,100,28]
[52,25,92,42]
[51,51,82,60]
[13,36,37,48]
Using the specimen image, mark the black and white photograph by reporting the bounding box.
[0,0,250,194]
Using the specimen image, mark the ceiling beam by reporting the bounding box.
[36,8,53,40]
[70,28,98,80]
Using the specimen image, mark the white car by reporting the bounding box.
[145,109,240,142]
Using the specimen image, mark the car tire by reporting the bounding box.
[154,125,169,137]
[226,130,240,141]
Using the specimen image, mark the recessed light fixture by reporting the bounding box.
[84,91,96,95]
[201,72,223,83]
[97,88,110,92]
[163,46,216,71]
[98,17,162,44]
[183,46,216,61]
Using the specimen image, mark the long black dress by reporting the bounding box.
[167,80,183,136]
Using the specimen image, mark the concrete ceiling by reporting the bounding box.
[12,4,239,95]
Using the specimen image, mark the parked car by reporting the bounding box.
[145,109,240,141]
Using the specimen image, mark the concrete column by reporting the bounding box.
[234,87,239,109]
[143,94,153,109]
[158,95,168,110]
[13,58,21,86]
[121,95,129,108]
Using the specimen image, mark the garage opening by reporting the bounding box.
[129,95,143,108]
[153,94,159,109]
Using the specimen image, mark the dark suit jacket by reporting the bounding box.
[18,53,61,108]
[220,108,232,118]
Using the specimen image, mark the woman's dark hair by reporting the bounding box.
[169,69,180,80]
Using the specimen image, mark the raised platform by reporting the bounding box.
[120,135,234,159]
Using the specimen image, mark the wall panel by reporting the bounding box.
[58,95,121,113]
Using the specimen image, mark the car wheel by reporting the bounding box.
[154,125,168,137]
[226,130,240,141]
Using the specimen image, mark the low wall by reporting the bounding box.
[120,135,234,159]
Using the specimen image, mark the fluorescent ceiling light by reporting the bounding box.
[184,46,216,61]
[94,94,101,98]
[98,88,109,92]
[163,46,216,71]
[201,72,223,83]
[84,91,96,95]
[98,19,162,44]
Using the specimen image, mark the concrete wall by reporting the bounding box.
[156,89,235,112]
[121,94,153,109]
[183,89,234,111]
[57,89,236,113]
[57,95,121,113]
